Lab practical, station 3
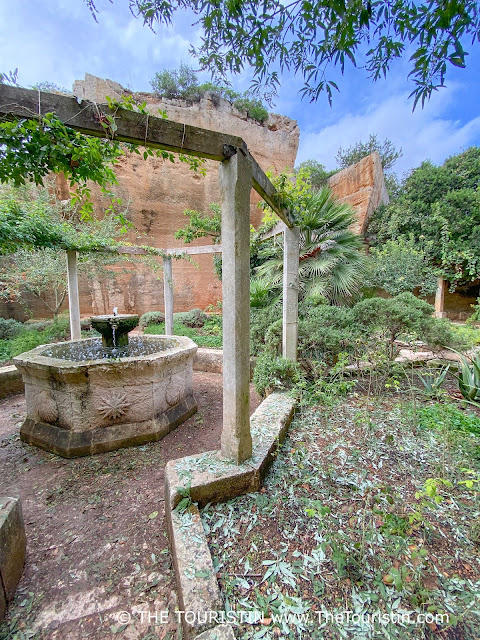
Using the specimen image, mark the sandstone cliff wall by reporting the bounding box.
[72,74,300,316]
[328,152,389,235]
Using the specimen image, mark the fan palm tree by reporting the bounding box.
[255,187,366,304]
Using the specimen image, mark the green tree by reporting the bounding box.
[0,181,128,317]
[150,63,201,100]
[363,238,438,297]
[335,134,403,172]
[295,160,337,191]
[86,1,480,107]
[368,147,480,288]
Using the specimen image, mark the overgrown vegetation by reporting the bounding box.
[150,64,269,123]
[368,146,480,290]
[203,393,480,639]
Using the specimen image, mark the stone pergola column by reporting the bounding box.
[66,250,81,341]
[219,150,252,464]
[435,276,447,318]
[163,256,174,335]
[282,226,300,361]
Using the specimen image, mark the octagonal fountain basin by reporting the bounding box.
[13,335,198,458]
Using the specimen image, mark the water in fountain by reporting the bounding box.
[40,310,176,361]
[42,336,178,362]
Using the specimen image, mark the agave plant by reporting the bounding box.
[256,187,367,304]
[417,365,450,398]
[449,348,480,403]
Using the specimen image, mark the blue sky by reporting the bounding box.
[1,0,479,177]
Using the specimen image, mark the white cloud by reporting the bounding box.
[296,84,480,175]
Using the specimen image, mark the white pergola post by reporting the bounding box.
[66,250,81,341]
[282,226,300,361]
[163,255,174,335]
[219,150,252,464]
[435,276,447,318]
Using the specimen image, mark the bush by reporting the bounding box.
[352,292,456,358]
[8,318,70,358]
[250,303,282,355]
[174,309,208,328]
[139,311,165,330]
[233,96,269,123]
[363,238,438,296]
[0,317,23,340]
[253,353,300,397]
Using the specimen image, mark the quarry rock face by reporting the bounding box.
[72,74,300,315]
[327,151,389,235]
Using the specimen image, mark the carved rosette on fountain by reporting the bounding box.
[14,309,198,458]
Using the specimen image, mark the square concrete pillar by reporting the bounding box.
[434,276,447,318]
[163,256,174,335]
[66,250,81,341]
[219,150,252,464]
[0,497,26,619]
[282,226,300,361]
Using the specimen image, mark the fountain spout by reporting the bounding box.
[90,313,139,348]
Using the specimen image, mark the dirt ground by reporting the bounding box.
[0,373,260,640]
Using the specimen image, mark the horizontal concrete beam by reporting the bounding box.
[116,245,222,256]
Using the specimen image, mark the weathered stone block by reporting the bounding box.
[169,505,222,639]
[0,366,23,399]
[0,497,26,606]
[194,624,236,640]
[165,392,296,639]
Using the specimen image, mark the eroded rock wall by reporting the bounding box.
[328,152,389,235]
[73,74,300,316]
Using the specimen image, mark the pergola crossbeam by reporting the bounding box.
[0,85,294,226]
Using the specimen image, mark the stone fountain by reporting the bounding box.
[14,312,197,457]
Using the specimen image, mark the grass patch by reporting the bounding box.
[144,317,222,349]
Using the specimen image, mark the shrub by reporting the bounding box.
[174,309,208,328]
[352,292,456,358]
[8,318,70,358]
[0,317,23,340]
[364,238,438,296]
[253,353,300,397]
[139,311,165,330]
[233,96,269,123]
[144,321,222,348]
[250,303,281,355]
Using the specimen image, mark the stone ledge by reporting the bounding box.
[165,392,296,511]
[0,497,26,620]
[165,392,296,639]
[0,366,23,399]
[168,504,223,638]
[194,349,256,379]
